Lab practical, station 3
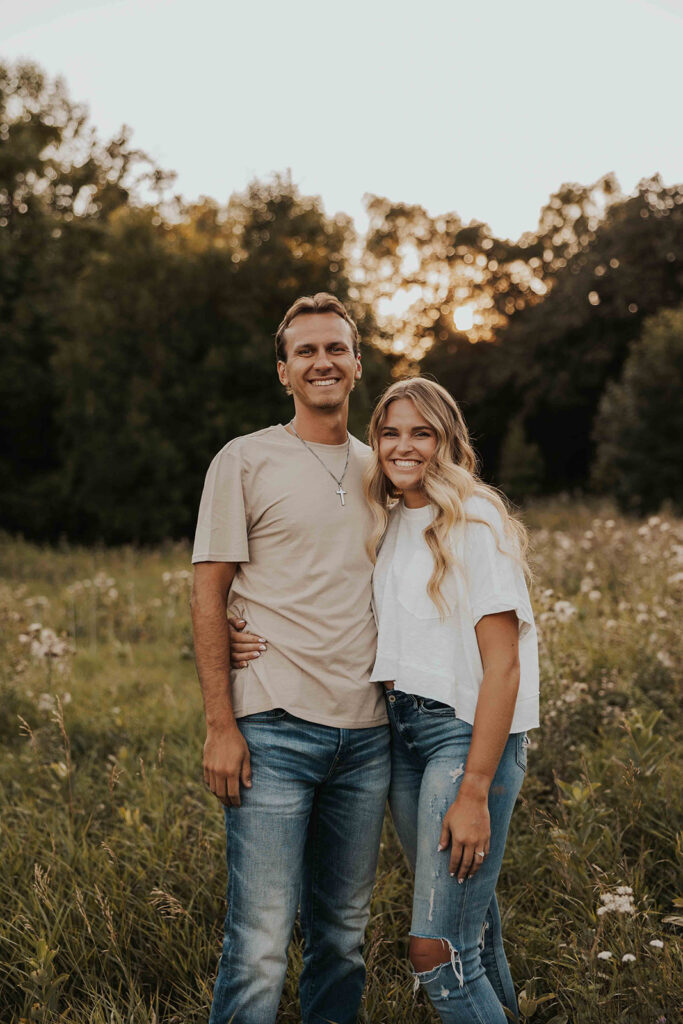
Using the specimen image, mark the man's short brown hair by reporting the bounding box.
[275,293,360,362]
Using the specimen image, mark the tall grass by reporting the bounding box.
[1,501,681,1023]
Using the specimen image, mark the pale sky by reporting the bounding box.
[2,0,682,240]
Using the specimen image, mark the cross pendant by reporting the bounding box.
[336,486,347,507]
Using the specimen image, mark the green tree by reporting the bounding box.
[0,60,168,537]
[591,306,683,513]
[54,179,389,543]
[497,176,683,492]
[497,416,545,501]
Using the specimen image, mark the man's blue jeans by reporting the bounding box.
[208,709,390,1024]
[386,690,526,1024]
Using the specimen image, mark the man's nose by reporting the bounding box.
[313,349,333,370]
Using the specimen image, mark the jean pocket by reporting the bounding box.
[419,698,455,717]
[515,732,529,772]
[239,708,288,724]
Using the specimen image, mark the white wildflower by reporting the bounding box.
[598,889,636,915]
[588,589,602,601]
[649,939,664,948]
[553,600,577,622]
[597,950,612,960]
[621,953,636,963]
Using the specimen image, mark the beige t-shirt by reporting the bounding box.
[192,424,387,729]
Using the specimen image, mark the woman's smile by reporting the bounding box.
[378,398,438,506]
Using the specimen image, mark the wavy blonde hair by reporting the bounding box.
[364,377,530,618]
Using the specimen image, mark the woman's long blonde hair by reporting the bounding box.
[363,377,530,617]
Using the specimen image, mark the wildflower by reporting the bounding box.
[649,939,664,948]
[597,950,612,960]
[657,651,674,669]
[667,572,683,585]
[621,953,636,962]
[29,627,73,659]
[597,888,636,916]
[553,600,577,622]
[605,519,615,529]
[588,589,602,601]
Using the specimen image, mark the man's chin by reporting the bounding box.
[297,388,351,410]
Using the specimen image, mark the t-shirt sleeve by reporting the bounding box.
[463,499,533,638]
[191,448,250,564]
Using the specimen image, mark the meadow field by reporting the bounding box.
[1,500,681,1024]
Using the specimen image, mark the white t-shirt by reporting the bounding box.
[369,495,539,732]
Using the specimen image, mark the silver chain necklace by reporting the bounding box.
[289,421,351,507]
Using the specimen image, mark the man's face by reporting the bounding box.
[277,312,362,410]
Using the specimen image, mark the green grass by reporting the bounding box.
[1,501,681,1023]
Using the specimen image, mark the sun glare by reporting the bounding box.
[453,303,477,331]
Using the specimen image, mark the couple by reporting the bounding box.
[190,293,539,1024]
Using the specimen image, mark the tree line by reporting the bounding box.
[1,61,681,544]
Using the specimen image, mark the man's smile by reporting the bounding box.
[309,378,340,387]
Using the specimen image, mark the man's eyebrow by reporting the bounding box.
[292,339,352,351]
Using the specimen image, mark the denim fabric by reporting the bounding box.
[386,690,526,1024]
[208,709,390,1024]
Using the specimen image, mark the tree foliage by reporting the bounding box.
[592,306,683,513]
[1,60,681,542]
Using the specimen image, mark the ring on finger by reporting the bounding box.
[476,850,486,858]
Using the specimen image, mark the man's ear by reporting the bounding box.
[354,353,362,380]
[277,360,288,387]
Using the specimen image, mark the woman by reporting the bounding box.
[229,377,539,1022]
[362,377,539,1022]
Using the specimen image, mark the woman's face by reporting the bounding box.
[378,398,438,507]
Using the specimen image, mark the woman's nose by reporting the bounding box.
[396,435,414,454]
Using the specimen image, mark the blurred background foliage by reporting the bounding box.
[1,60,682,543]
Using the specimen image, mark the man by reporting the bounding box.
[190,293,390,1024]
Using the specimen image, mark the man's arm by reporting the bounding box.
[190,561,252,807]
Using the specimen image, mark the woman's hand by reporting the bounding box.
[227,616,267,669]
[438,783,491,882]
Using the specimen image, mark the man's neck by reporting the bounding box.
[287,403,350,444]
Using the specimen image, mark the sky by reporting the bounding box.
[2,0,683,241]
